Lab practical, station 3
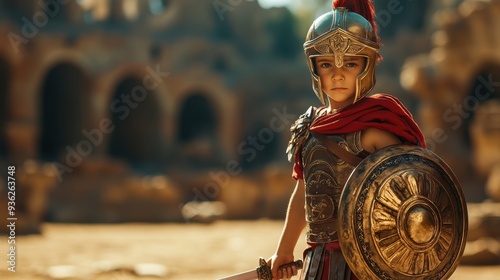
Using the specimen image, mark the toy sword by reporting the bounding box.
[218,257,303,280]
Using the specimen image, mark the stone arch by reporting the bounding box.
[177,91,219,164]
[178,93,216,142]
[38,62,91,161]
[0,56,10,157]
[107,75,164,169]
[168,71,241,163]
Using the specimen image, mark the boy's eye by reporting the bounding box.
[320,62,331,68]
[345,62,357,68]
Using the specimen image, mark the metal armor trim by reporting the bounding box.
[302,131,368,243]
[306,194,335,223]
[310,28,375,69]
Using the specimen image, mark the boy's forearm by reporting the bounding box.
[275,180,306,254]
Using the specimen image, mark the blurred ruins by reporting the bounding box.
[0,0,499,265]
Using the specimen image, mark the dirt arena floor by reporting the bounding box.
[1,220,499,280]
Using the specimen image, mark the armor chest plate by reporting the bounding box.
[301,131,366,243]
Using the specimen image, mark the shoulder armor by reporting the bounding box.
[286,106,315,162]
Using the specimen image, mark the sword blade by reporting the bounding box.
[217,259,303,280]
[217,268,257,280]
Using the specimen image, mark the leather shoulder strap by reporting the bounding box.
[310,131,363,167]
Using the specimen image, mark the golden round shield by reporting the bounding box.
[338,144,468,280]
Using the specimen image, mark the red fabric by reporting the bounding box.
[292,94,425,180]
[332,0,379,44]
[304,242,359,280]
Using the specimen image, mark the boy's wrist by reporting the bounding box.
[275,250,294,256]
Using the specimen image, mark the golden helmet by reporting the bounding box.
[304,7,380,105]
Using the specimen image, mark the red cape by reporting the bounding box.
[292,93,426,180]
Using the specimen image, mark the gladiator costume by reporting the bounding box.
[288,96,426,280]
[286,1,467,280]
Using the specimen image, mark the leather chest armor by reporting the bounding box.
[302,131,367,243]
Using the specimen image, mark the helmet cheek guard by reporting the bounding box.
[304,8,380,105]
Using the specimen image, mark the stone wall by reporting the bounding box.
[401,0,500,202]
[0,0,309,229]
[401,0,500,265]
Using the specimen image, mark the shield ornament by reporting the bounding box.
[338,145,468,280]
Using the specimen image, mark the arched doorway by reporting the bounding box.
[177,93,219,165]
[178,94,216,142]
[0,57,10,158]
[38,63,90,161]
[108,76,163,171]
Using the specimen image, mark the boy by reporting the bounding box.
[268,1,426,279]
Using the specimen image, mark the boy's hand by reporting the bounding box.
[268,253,298,280]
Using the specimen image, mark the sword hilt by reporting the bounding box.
[256,257,303,280]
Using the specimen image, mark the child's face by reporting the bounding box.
[314,55,366,109]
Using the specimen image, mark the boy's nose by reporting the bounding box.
[332,69,344,81]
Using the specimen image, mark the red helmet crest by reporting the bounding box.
[332,0,379,44]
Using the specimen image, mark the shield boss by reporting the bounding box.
[338,145,467,280]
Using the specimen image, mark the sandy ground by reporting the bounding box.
[1,220,499,280]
